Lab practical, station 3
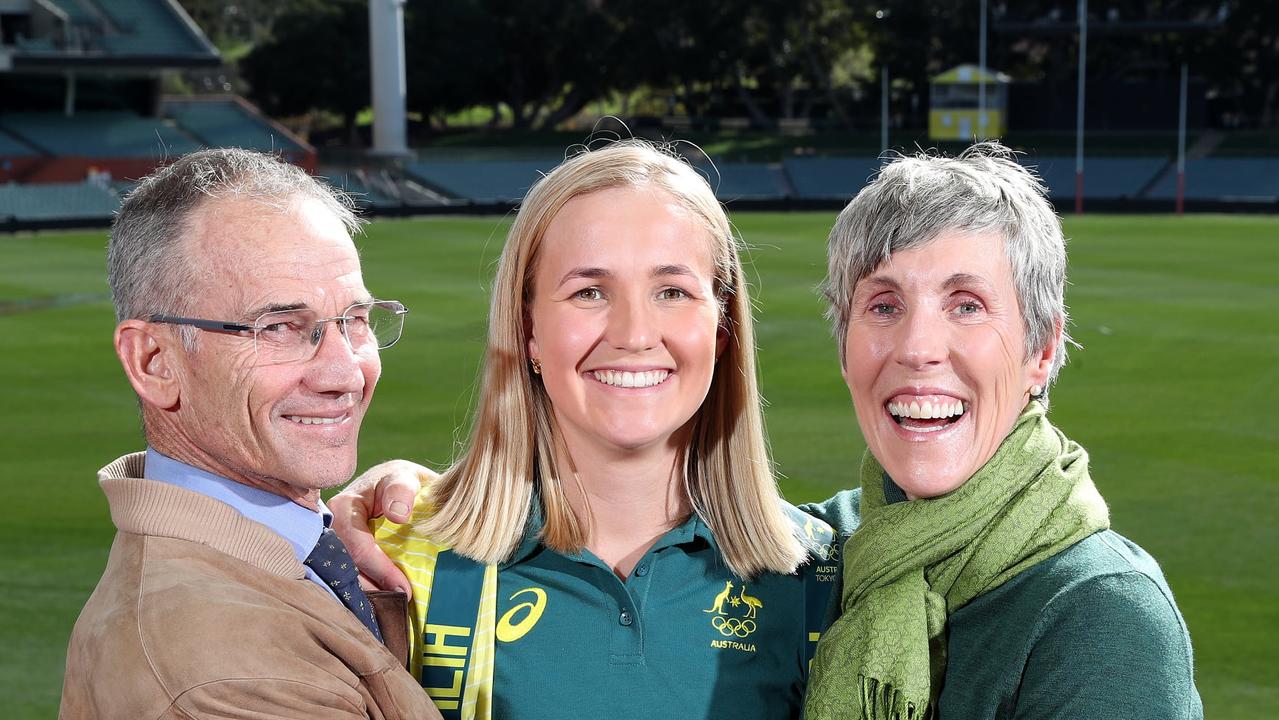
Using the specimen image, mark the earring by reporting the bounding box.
[530,358,542,375]
[1030,384,1043,397]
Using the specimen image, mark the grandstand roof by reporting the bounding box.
[6,0,218,69]
[932,64,1011,85]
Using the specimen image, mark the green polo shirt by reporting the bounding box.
[490,500,844,720]
[377,489,863,719]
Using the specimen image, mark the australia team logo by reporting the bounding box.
[805,517,840,562]
[703,580,763,639]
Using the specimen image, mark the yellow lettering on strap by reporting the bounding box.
[424,624,472,656]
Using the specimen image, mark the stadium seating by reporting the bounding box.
[700,162,789,201]
[322,169,401,208]
[47,0,94,24]
[0,130,37,157]
[95,0,212,57]
[1146,158,1279,201]
[405,160,559,203]
[0,182,119,221]
[783,157,886,199]
[162,98,307,153]
[0,111,201,158]
[1020,156,1167,200]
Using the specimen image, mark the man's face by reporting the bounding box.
[165,195,380,500]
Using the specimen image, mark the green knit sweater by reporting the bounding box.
[939,529,1201,719]
[800,498,1201,719]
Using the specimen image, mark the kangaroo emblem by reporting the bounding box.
[704,580,734,614]
[738,585,763,619]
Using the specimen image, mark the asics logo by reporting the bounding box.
[496,587,547,642]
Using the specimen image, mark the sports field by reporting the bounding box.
[2,213,1275,717]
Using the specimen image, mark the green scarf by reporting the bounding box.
[804,401,1109,720]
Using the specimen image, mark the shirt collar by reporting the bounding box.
[143,447,331,566]
[882,472,910,505]
[501,491,716,568]
[503,496,546,568]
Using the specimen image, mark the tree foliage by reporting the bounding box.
[239,0,369,139]
[229,0,1279,131]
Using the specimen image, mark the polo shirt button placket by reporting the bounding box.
[619,609,633,627]
[634,563,649,577]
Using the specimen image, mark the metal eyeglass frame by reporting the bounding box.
[148,299,408,363]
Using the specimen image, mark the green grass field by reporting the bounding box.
[2,213,1276,717]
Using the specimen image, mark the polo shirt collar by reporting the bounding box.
[501,491,716,568]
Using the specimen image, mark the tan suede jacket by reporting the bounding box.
[59,453,441,720]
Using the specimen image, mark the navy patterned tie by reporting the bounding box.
[304,527,383,642]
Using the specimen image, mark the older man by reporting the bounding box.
[60,149,440,719]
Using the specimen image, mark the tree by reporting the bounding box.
[1205,1,1279,126]
[405,0,626,131]
[240,0,370,143]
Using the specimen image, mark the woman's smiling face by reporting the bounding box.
[526,185,725,456]
[842,230,1058,499]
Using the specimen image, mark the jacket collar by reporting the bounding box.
[99,452,305,580]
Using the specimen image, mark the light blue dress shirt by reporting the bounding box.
[143,447,339,600]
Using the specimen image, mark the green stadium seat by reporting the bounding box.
[96,0,211,57]
[699,162,789,201]
[1021,156,1167,200]
[0,182,119,221]
[1147,158,1279,201]
[163,99,305,153]
[0,111,202,159]
[405,160,559,203]
[0,130,38,157]
[783,157,886,200]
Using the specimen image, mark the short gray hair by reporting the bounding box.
[821,142,1072,390]
[108,148,362,338]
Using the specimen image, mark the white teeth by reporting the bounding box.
[591,369,670,388]
[887,399,967,420]
[285,415,343,425]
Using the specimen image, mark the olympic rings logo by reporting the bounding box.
[711,616,758,638]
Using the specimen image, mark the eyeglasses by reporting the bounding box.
[149,300,408,365]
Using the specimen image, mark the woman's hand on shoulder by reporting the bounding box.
[330,459,437,598]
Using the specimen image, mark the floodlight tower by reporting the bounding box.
[369,0,410,156]
[978,0,987,139]
[1075,0,1087,214]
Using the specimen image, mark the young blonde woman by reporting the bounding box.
[334,141,858,720]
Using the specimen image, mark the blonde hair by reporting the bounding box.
[420,140,805,579]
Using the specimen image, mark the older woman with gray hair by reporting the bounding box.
[804,143,1201,720]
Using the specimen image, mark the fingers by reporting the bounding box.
[331,459,437,599]
[369,459,433,524]
[336,515,412,598]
